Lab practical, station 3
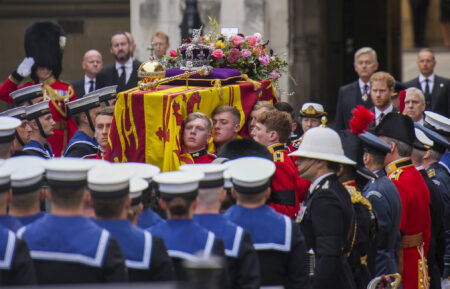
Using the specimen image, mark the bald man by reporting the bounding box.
[71,49,103,98]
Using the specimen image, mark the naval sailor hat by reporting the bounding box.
[424,111,450,138]
[94,85,118,104]
[26,100,51,120]
[5,156,45,195]
[0,160,14,193]
[415,123,449,154]
[0,106,27,121]
[88,163,134,199]
[413,127,434,151]
[130,177,148,206]
[0,116,21,143]
[358,131,392,156]
[226,156,276,194]
[67,93,100,116]
[153,171,205,199]
[9,84,43,105]
[299,102,327,118]
[119,162,160,182]
[179,163,226,188]
[44,158,100,187]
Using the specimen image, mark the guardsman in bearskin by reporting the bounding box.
[89,164,174,282]
[23,101,55,159]
[180,163,261,289]
[290,127,356,289]
[17,158,127,284]
[412,127,446,289]
[148,171,229,288]
[252,110,310,218]
[182,112,216,163]
[375,112,431,289]
[63,93,101,158]
[223,157,310,289]
[337,130,375,289]
[0,21,78,157]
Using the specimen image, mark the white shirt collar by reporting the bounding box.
[115,57,133,71]
[419,73,435,84]
[84,75,95,83]
[374,104,393,116]
[358,78,370,92]
[309,172,334,193]
[415,116,425,125]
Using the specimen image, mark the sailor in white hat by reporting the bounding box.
[0,116,21,159]
[89,163,174,282]
[6,156,46,226]
[180,163,260,289]
[22,100,55,159]
[148,170,228,285]
[63,93,101,158]
[222,156,309,288]
[0,161,37,285]
[9,84,43,106]
[288,126,356,288]
[0,161,23,232]
[17,158,127,284]
[0,107,32,157]
[119,162,162,229]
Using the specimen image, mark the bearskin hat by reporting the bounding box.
[24,21,66,80]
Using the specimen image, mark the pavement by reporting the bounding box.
[402,48,450,81]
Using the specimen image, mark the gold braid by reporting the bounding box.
[42,84,73,118]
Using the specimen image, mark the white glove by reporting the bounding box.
[17,57,35,78]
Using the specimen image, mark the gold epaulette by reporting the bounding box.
[388,169,403,181]
[8,74,20,85]
[345,185,373,212]
[208,152,217,159]
[427,169,436,178]
[274,151,284,162]
[292,137,303,149]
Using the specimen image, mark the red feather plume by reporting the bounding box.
[398,90,406,114]
[349,105,375,135]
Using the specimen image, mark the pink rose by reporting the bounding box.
[258,54,270,66]
[241,49,252,58]
[212,49,225,59]
[227,48,241,64]
[269,70,280,81]
[230,35,244,47]
[169,49,178,57]
[246,35,258,47]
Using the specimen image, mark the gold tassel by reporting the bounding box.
[212,79,223,101]
[240,74,261,91]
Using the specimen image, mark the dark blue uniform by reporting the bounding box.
[138,209,164,229]
[17,214,127,284]
[0,215,22,232]
[0,225,36,285]
[23,140,53,159]
[95,219,174,282]
[427,161,450,278]
[16,212,46,226]
[299,173,355,289]
[224,205,310,289]
[63,130,99,158]
[149,219,228,287]
[362,169,402,277]
[194,214,260,289]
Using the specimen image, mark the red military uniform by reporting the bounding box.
[385,158,431,289]
[0,76,78,157]
[191,148,216,164]
[267,143,310,219]
[287,136,302,164]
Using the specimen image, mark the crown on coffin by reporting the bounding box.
[179,28,212,70]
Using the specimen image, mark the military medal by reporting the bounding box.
[362,93,368,102]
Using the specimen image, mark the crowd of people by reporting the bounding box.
[0,21,449,289]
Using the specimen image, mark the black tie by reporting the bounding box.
[118,66,126,88]
[424,78,431,109]
[363,84,369,95]
[88,80,95,93]
[378,112,385,125]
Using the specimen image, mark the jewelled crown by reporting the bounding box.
[179,28,212,70]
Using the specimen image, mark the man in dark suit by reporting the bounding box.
[71,49,103,99]
[369,72,399,127]
[404,48,450,117]
[96,32,141,93]
[335,47,379,130]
